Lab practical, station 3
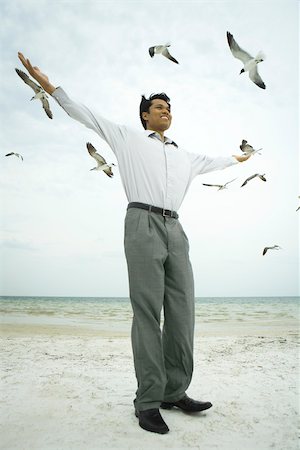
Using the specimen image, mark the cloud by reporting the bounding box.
[0,237,37,252]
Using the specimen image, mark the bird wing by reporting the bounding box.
[226,32,253,63]
[250,148,263,155]
[202,183,222,188]
[103,167,114,178]
[249,66,266,89]
[224,178,237,186]
[15,68,41,94]
[240,140,253,152]
[241,174,258,187]
[262,247,269,255]
[5,152,23,160]
[41,97,53,119]
[241,175,254,186]
[148,47,155,58]
[86,142,107,165]
[162,48,179,64]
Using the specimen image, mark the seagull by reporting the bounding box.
[262,245,281,256]
[15,68,53,119]
[86,142,116,177]
[241,173,266,187]
[296,196,300,212]
[5,152,23,161]
[202,178,237,191]
[227,31,266,89]
[148,43,179,64]
[240,139,262,156]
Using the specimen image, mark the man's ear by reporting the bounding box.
[142,111,148,121]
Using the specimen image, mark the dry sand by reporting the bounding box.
[0,324,299,450]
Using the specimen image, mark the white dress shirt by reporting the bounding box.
[52,87,238,211]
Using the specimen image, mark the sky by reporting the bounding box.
[0,0,299,297]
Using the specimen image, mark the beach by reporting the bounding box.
[0,297,299,450]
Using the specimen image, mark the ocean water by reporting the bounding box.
[0,296,299,335]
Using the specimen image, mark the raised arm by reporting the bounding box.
[18,52,56,95]
[17,52,127,154]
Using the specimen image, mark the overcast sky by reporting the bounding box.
[0,0,298,297]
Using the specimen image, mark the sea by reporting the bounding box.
[0,296,299,336]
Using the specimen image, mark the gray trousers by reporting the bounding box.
[124,207,195,412]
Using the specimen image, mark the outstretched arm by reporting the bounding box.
[17,52,127,156]
[18,52,56,95]
[188,150,251,179]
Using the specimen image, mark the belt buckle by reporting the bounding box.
[162,208,171,217]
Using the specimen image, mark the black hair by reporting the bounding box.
[139,93,171,129]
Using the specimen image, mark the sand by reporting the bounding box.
[0,324,299,450]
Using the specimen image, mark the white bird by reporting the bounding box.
[262,245,281,256]
[5,152,23,161]
[15,68,53,119]
[86,142,116,177]
[241,173,266,187]
[227,31,266,89]
[148,43,179,64]
[202,178,237,191]
[240,139,262,156]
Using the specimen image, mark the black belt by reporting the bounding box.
[127,202,179,219]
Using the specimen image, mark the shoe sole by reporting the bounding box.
[139,422,169,434]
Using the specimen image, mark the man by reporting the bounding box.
[18,52,250,435]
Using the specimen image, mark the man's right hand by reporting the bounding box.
[17,52,56,95]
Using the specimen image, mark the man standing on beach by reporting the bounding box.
[18,51,250,435]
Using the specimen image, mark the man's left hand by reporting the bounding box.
[233,154,251,162]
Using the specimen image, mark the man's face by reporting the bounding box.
[142,98,172,132]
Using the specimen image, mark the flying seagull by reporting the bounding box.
[148,43,179,64]
[240,139,262,156]
[5,152,23,161]
[202,178,237,191]
[296,196,300,212]
[86,142,116,177]
[262,245,281,256]
[15,68,53,119]
[241,173,266,187]
[227,31,266,89]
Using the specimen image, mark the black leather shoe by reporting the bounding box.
[135,408,169,434]
[161,394,212,412]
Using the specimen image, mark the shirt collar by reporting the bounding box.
[144,130,178,148]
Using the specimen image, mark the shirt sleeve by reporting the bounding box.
[187,152,238,179]
[51,87,127,155]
